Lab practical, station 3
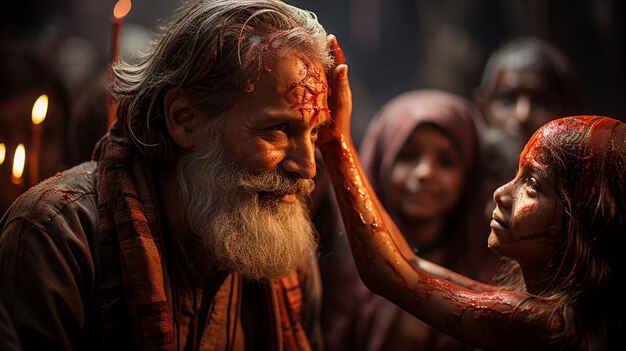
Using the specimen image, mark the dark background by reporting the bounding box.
[2,0,624,145]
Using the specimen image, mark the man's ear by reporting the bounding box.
[164,88,197,149]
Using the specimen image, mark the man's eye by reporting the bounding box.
[495,92,515,107]
[311,125,320,136]
[268,124,287,133]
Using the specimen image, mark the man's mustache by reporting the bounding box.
[237,171,315,197]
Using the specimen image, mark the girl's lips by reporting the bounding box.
[490,219,507,232]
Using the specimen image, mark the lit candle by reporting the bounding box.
[30,94,48,186]
[108,0,132,126]
[0,143,6,166]
[11,144,26,187]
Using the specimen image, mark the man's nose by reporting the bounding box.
[282,136,316,180]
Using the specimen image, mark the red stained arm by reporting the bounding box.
[317,35,561,350]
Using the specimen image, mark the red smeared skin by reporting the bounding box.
[320,135,562,350]
[241,32,329,123]
[288,56,329,126]
[515,203,537,222]
[245,29,297,93]
[318,40,564,349]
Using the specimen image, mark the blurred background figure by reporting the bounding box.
[475,37,583,143]
[475,37,584,219]
[321,90,498,351]
[0,42,70,215]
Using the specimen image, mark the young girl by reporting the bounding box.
[321,37,626,350]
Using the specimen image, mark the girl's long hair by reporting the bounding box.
[495,116,626,350]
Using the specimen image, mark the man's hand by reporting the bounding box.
[319,34,352,144]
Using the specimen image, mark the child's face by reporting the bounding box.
[487,136,563,269]
[390,125,465,226]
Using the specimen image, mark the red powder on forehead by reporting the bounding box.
[244,29,296,93]
[288,56,329,125]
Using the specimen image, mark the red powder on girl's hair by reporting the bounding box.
[288,56,329,125]
[519,116,602,173]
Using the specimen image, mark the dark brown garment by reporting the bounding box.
[0,129,322,350]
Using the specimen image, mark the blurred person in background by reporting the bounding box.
[475,37,583,143]
[475,37,584,221]
[322,90,498,351]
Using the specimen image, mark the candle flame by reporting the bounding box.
[12,144,26,181]
[0,143,5,165]
[113,0,132,19]
[32,94,48,125]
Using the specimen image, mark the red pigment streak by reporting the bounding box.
[584,116,618,174]
[245,30,295,93]
[26,187,80,223]
[384,258,409,288]
[409,264,523,324]
[519,134,545,171]
[288,56,329,126]
[219,19,229,53]
[514,203,537,222]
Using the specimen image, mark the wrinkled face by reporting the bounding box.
[222,52,329,203]
[488,136,563,267]
[390,125,465,223]
[486,69,564,142]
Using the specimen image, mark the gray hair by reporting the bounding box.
[112,0,333,165]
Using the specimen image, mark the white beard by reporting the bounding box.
[176,123,317,280]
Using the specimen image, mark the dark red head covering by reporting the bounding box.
[359,89,485,221]
[359,89,496,282]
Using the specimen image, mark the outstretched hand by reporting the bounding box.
[319,34,353,145]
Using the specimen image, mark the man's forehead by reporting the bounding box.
[272,53,328,92]
[266,53,330,125]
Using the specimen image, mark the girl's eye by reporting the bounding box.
[525,175,541,193]
[437,154,460,169]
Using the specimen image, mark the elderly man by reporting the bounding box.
[0,0,349,349]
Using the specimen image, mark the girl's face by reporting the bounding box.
[390,125,465,223]
[488,138,563,268]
